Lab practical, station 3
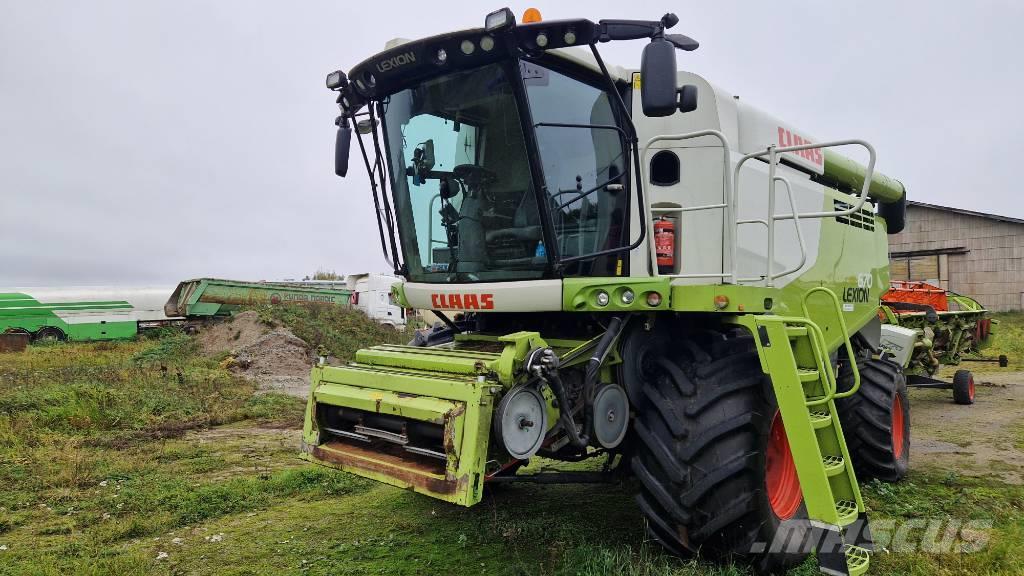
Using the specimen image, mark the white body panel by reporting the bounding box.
[879,324,918,369]
[627,71,822,287]
[2,285,178,322]
[403,280,563,312]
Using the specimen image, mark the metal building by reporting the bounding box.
[888,201,1024,311]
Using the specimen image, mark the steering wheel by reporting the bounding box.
[452,164,498,189]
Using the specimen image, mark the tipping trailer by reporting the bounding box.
[879,281,1004,404]
[305,9,912,575]
[164,278,352,318]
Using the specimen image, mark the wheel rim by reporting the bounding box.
[969,374,976,400]
[892,395,906,459]
[766,410,802,520]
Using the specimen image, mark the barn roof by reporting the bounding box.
[908,201,1024,226]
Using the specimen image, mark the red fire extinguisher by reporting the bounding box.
[654,217,675,274]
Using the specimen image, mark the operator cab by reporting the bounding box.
[329,9,699,284]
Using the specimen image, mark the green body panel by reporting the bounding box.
[823,149,905,204]
[302,332,548,506]
[0,293,137,342]
[164,278,352,318]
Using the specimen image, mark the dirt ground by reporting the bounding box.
[910,369,1024,483]
[197,311,313,398]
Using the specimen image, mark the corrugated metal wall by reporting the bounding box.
[888,206,1024,311]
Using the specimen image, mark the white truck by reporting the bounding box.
[345,273,406,328]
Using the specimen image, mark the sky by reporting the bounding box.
[2,1,1021,286]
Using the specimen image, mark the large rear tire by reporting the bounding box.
[836,355,910,482]
[623,325,809,573]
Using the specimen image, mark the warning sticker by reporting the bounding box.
[632,74,641,90]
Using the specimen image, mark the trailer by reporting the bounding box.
[163,278,352,318]
[0,285,176,342]
[879,281,1004,404]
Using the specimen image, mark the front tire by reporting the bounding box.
[836,355,910,482]
[953,369,975,405]
[623,326,809,573]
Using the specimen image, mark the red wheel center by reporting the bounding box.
[969,374,976,400]
[892,395,906,459]
[765,411,803,520]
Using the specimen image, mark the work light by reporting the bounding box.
[326,70,346,90]
[485,8,515,31]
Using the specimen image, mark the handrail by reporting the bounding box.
[801,287,861,400]
[641,130,734,281]
[638,134,876,288]
[732,139,877,287]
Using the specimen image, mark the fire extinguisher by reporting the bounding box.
[654,217,675,275]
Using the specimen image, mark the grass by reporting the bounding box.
[250,302,415,361]
[1,307,1023,574]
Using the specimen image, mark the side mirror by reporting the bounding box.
[640,38,678,117]
[335,116,351,178]
[678,84,698,113]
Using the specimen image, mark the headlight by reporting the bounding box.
[621,289,635,305]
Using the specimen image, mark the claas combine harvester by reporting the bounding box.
[303,9,913,575]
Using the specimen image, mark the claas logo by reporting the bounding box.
[778,127,823,166]
[431,293,495,310]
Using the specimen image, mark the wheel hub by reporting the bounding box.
[765,410,803,520]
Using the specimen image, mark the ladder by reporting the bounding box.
[736,287,873,576]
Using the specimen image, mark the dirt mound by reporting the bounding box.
[233,330,314,397]
[197,311,271,355]
[196,311,313,398]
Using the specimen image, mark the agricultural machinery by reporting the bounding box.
[879,281,1005,405]
[303,9,912,575]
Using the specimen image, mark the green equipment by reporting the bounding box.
[304,9,913,575]
[164,278,351,318]
[0,292,138,343]
[879,281,1004,405]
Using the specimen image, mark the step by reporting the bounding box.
[836,499,859,526]
[798,368,821,383]
[809,410,833,429]
[786,326,808,338]
[844,544,871,576]
[823,455,846,476]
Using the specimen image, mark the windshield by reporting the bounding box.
[382,63,546,283]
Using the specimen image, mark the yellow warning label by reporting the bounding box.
[632,74,641,90]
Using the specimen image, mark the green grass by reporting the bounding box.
[2,309,1023,575]
[251,302,414,361]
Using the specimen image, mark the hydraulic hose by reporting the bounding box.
[546,370,590,449]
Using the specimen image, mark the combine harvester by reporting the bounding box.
[879,280,1005,405]
[302,9,911,574]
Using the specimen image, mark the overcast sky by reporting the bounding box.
[2,1,1020,286]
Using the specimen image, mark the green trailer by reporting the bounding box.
[0,292,138,342]
[164,278,352,318]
